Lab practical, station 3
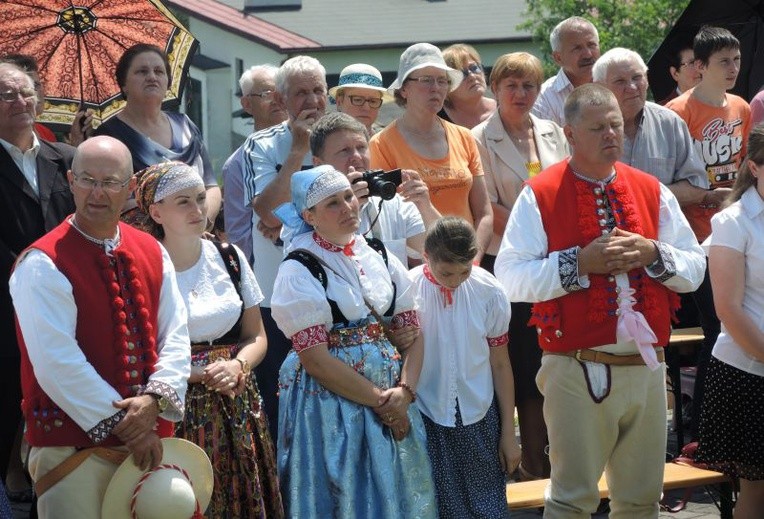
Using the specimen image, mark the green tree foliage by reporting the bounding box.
[519,0,692,75]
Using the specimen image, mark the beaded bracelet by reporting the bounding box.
[398,381,417,402]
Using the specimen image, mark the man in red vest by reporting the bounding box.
[9,136,191,519]
[495,84,705,518]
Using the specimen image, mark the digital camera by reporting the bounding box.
[354,168,402,201]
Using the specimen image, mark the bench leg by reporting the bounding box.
[666,346,684,454]
[717,481,734,519]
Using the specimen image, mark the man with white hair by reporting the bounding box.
[222,64,287,264]
[0,62,76,491]
[241,55,328,439]
[532,16,601,125]
[592,47,716,206]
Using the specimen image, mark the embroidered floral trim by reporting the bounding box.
[646,240,676,283]
[487,333,509,348]
[328,322,384,347]
[575,175,646,323]
[423,265,454,306]
[143,380,184,417]
[559,247,584,292]
[390,309,420,331]
[291,324,329,353]
[313,232,355,256]
[87,409,127,443]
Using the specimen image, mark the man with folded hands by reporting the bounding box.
[495,83,705,518]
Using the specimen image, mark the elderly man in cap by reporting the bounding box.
[330,63,392,135]
[222,64,287,264]
[496,84,705,518]
[10,135,190,519]
[533,16,601,125]
[241,55,328,440]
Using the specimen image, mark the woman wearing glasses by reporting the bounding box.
[370,43,493,264]
[439,44,497,129]
[94,44,220,226]
[330,63,392,134]
[471,52,569,481]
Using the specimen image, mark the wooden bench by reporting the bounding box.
[507,462,734,518]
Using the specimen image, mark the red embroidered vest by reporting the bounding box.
[527,161,679,353]
[17,221,171,447]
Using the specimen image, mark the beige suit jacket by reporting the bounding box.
[472,112,569,255]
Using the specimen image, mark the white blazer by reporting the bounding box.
[472,111,570,255]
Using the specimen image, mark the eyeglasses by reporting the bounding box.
[0,88,36,103]
[245,90,275,100]
[462,63,483,78]
[406,76,451,88]
[73,174,131,193]
[345,95,383,109]
[678,61,696,69]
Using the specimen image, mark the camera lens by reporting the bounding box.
[369,178,397,200]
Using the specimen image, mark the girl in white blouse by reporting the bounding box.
[695,125,764,517]
[136,162,283,518]
[411,216,520,518]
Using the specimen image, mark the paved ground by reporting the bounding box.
[10,418,729,518]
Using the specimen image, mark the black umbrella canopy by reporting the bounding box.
[647,0,764,102]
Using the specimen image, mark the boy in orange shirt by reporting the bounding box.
[667,26,751,241]
[666,25,751,442]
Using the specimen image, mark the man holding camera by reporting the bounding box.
[308,112,440,266]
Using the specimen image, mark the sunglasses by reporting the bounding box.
[462,63,483,78]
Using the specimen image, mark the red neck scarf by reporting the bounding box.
[313,232,355,257]
[424,264,453,307]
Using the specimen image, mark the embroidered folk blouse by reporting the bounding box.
[412,264,510,426]
[271,232,419,352]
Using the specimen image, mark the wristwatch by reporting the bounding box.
[150,394,169,413]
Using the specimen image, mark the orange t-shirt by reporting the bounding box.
[666,91,751,241]
[369,119,483,224]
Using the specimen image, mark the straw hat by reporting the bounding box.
[388,43,463,93]
[329,63,393,102]
[101,438,213,519]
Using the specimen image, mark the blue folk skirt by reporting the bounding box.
[277,319,436,518]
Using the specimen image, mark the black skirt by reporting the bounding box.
[695,356,764,481]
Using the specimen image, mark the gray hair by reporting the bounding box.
[550,17,599,53]
[275,55,326,96]
[592,48,648,83]
[0,62,36,103]
[564,83,618,126]
[310,112,369,158]
[238,64,278,95]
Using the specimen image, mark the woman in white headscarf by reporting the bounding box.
[136,162,283,518]
[271,165,435,518]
